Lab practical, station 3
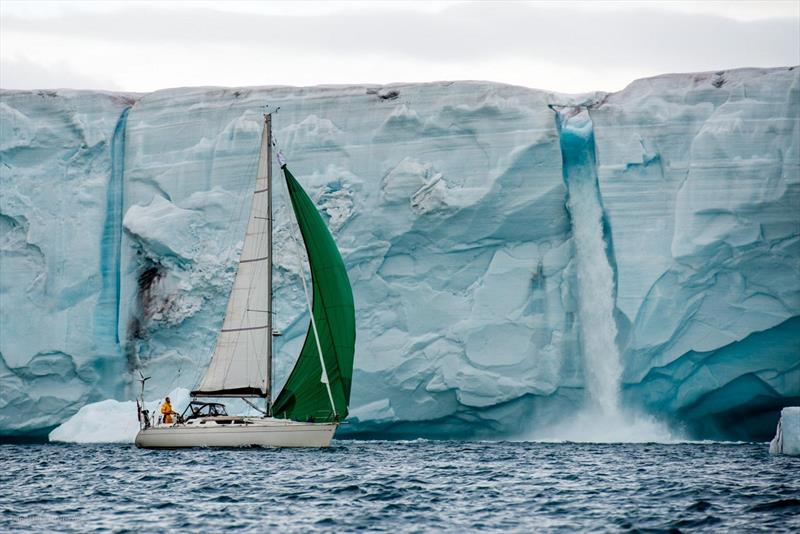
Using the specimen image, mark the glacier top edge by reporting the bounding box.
[2,65,794,104]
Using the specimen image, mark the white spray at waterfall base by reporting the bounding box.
[536,408,678,443]
[543,108,676,442]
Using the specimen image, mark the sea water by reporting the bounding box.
[1,441,798,532]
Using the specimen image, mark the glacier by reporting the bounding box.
[1,67,798,441]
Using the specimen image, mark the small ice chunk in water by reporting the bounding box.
[769,407,800,456]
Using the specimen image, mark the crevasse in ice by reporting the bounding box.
[1,67,798,440]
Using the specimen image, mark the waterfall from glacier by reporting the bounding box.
[98,107,130,348]
[543,107,674,442]
[557,108,621,416]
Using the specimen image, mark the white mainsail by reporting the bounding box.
[193,116,272,397]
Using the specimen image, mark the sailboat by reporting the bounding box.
[135,113,355,448]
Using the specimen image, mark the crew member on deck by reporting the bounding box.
[161,397,174,424]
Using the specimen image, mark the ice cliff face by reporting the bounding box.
[1,67,798,440]
[0,91,134,434]
[591,69,800,439]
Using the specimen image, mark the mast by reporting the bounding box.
[265,113,274,415]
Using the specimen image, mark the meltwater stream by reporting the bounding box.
[557,108,621,416]
[545,108,672,442]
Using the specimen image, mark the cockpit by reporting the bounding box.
[181,401,228,420]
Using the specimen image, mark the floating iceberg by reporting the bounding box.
[769,407,800,456]
[1,67,798,441]
[49,388,189,444]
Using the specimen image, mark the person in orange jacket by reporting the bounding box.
[160,397,174,424]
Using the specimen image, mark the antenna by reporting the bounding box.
[137,370,151,403]
[135,370,152,429]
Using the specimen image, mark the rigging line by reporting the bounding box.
[280,163,338,417]
[213,121,258,304]
[221,324,269,332]
[271,115,335,412]
[242,396,267,415]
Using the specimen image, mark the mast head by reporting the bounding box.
[263,105,280,122]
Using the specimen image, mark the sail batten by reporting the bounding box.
[220,325,269,332]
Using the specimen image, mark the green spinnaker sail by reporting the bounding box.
[272,166,356,422]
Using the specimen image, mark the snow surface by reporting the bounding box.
[1,67,798,441]
[769,407,800,456]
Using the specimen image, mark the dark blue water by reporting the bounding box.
[1,441,798,532]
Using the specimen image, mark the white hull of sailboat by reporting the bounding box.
[135,418,337,449]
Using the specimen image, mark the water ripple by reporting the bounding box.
[1,441,798,532]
